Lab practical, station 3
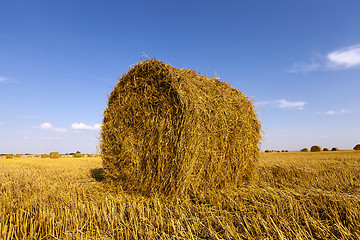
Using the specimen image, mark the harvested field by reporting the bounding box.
[1,151,360,239]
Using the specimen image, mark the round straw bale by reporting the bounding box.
[41,154,48,158]
[310,145,322,152]
[331,147,339,151]
[100,59,262,196]
[6,154,13,159]
[300,148,308,152]
[265,150,271,153]
[354,144,360,150]
[14,154,21,158]
[323,148,329,151]
[73,153,82,158]
[50,152,59,158]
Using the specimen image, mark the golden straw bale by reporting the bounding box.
[331,147,339,151]
[311,145,322,152]
[300,148,309,152]
[41,154,48,158]
[354,144,360,150]
[323,148,329,151]
[73,153,82,158]
[50,152,59,158]
[100,59,262,196]
[14,154,21,158]
[6,154,13,159]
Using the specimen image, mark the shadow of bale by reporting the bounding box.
[90,168,105,182]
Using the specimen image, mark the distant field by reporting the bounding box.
[1,151,360,239]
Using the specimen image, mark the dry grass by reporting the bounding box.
[1,151,360,239]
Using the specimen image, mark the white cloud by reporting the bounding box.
[276,99,306,110]
[0,76,8,82]
[289,44,360,73]
[22,136,30,141]
[321,109,351,115]
[288,62,321,73]
[71,122,100,131]
[327,45,360,69]
[33,122,67,133]
[257,99,306,110]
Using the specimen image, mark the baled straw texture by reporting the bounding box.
[311,145,322,152]
[73,153,82,158]
[50,152,59,158]
[331,147,339,151]
[101,59,261,196]
[41,154,48,158]
[6,154,13,159]
[323,148,329,151]
[354,144,360,150]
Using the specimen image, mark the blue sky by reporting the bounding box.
[1,0,360,154]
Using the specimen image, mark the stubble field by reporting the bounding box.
[1,151,360,239]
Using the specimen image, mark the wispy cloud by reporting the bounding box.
[288,61,321,73]
[71,122,100,132]
[33,122,67,133]
[0,76,8,83]
[289,44,360,73]
[319,109,352,115]
[257,99,306,110]
[276,99,306,110]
